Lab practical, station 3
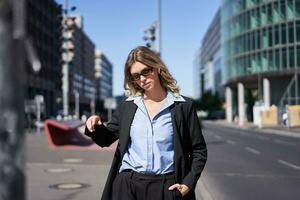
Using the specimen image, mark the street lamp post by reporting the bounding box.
[61,0,76,118]
[142,0,161,56]
[74,90,79,119]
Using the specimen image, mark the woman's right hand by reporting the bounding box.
[86,115,102,132]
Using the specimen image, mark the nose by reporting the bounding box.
[140,75,146,81]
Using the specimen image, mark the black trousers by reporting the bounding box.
[112,170,183,200]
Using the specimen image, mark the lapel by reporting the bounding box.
[119,101,137,157]
[170,102,182,135]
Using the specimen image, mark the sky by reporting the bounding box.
[56,0,221,98]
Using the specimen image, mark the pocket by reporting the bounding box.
[172,189,183,200]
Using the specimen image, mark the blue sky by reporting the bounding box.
[56,0,221,98]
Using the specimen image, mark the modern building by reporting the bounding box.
[197,9,223,99]
[95,50,113,101]
[221,0,300,124]
[25,0,62,118]
[66,14,96,116]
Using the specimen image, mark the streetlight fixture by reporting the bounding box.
[142,0,161,56]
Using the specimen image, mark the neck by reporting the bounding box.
[143,86,167,102]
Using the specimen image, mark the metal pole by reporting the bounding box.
[157,0,161,56]
[75,91,79,119]
[258,72,261,104]
[62,0,69,117]
[36,97,41,134]
[295,68,298,105]
[0,0,26,199]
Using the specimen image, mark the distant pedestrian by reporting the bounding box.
[85,46,207,200]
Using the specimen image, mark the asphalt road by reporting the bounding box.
[25,130,206,200]
[200,122,300,200]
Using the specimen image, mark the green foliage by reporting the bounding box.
[196,91,223,111]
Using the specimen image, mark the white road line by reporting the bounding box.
[245,147,261,155]
[226,140,236,145]
[278,160,300,171]
[274,139,296,146]
[256,135,270,141]
[214,135,222,140]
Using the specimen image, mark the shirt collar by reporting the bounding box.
[125,91,185,103]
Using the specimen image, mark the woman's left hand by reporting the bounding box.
[168,183,190,196]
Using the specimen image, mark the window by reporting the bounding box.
[288,22,294,43]
[289,47,295,68]
[296,1,300,17]
[282,48,287,69]
[273,2,280,22]
[274,49,280,70]
[262,28,268,48]
[297,47,300,67]
[280,1,286,20]
[281,23,287,44]
[296,22,300,42]
[267,4,272,24]
[262,51,268,71]
[287,0,294,19]
[274,25,280,46]
[268,27,273,47]
[260,5,267,25]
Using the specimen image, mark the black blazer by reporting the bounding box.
[85,96,207,200]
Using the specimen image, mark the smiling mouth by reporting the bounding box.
[142,82,150,87]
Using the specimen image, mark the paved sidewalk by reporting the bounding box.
[26,129,207,200]
[203,120,300,138]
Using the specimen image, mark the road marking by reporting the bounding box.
[256,135,270,141]
[214,135,222,140]
[278,160,300,171]
[226,140,236,145]
[245,147,261,155]
[274,139,296,146]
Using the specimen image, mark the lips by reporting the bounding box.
[142,82,151,88]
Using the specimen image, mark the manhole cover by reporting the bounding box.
[63,158,82,163]
[49,183,90,190]
[45,168,73,173]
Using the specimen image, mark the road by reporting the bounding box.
[200,122,300,200]
[26,129,205,200]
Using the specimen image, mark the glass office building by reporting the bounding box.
[221,0,300,122]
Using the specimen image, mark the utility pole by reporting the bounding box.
[0,0,26,199]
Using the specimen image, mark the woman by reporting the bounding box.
[85,46,207,200]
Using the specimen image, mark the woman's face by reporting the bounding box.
[130,62,160,92]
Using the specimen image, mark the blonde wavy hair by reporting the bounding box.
[124,46,180,96]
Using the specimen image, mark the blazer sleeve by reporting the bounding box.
[84,102,122,147]
[182,100,207,191]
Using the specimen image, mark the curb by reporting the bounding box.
[203,120,300,139]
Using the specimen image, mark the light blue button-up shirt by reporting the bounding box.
[119,91,185,174]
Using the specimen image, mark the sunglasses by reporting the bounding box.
[130,67,154,81]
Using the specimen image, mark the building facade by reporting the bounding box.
[67,15,96,116]
[95,50,113,101]
[26,0,62,118]
[221,0,300,123]
[198,9,223,99]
